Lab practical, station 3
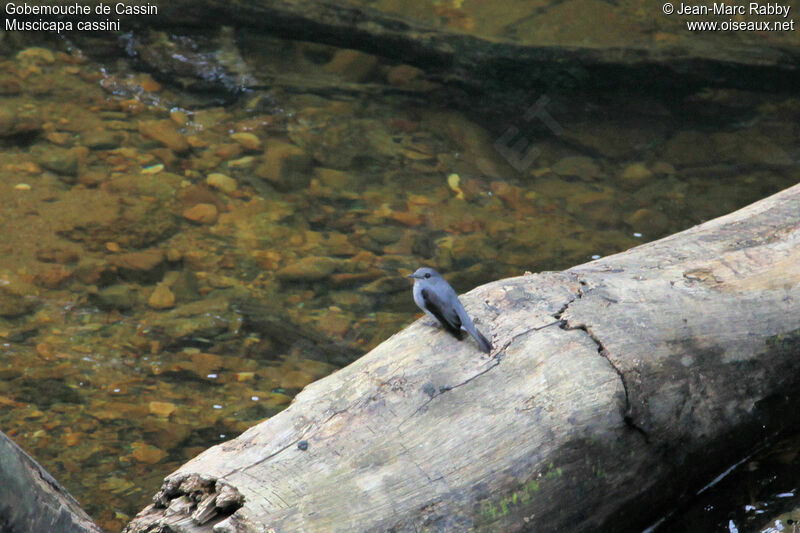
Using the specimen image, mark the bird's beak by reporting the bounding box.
[406,274,418,279]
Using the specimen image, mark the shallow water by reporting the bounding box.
[0,28,797,532]
[654,435,800,533]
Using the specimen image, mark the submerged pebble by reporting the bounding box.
[35,146,79,176]
[138,119,190,153]
[620,162,652,187]
[230,132,262,151]
[148,283,176,309]
[552,155,601,180]
[276,256,343,282]
[182,203,219,225]
[206,173,238,193]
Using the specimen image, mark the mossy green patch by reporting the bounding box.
[478,465,555,524]
[766,329,800,354]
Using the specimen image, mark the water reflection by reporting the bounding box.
[657,435,800,532]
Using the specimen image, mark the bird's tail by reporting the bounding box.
[469,327,492,354]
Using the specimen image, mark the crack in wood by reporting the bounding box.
[224,397,368,478]
[492,319,561,359]
[399,443,435,484]
[555,280,650,443]
[228,438,303,476]
[398,358,501,431]
[397,319,563,431]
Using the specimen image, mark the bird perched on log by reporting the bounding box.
[407,267,492,354]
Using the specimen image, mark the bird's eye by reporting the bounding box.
[424,273,431,278]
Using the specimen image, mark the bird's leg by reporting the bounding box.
[422,310,440,328]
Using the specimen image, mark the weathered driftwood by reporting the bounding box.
[125,182,800,533]
[0,430,101,533]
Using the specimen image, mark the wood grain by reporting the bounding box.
[125,183,800,532]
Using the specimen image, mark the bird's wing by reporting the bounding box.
[421,287,463,338]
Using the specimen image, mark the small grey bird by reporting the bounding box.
[407,267,492,354]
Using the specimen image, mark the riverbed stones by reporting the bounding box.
[386,64,422,85]
[276,256,343,282]
[108,248,166,273]
[168,269,199,303]
[206,173,238,193]
[0,104,42,137]
[552,155,601,180]
[182,203,218,225]
[108,172,183,201]
[130,442,167,464]
[712,130,792,166]
[158,298,233,343]
[34,265,73,289]
[91,284,139,310]
[365,226,403,245]
[0,280,38,318]
[78,168,109,187]
[43,131,71,146]
[58,194,179,251]
[82,129,125,150]
[324,49,379,82]
[293,118,400,170]
[0,106,17,136]
[256,139,313,190]
[651,161,676,176]
[35,246,80,264]
[620,162,653,187]
[358,276,408,295]
[138,120,190,153]
[148,283,176,309]
[214,143,243,161]
[625,208,670,235]
[35,146,79,176]
[228,155,255,169]
[436,112,512,179]
[17,47,55,64]
[230,132,262,151]
[661,131,715,167]
[566,187,619,225]
[186,352,225,377]
[148,401,177,418]
[313,167,356,190]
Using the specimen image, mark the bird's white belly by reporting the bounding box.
[412,283,437,321]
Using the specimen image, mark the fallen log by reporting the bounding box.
[125,182,800,533]
[0,430,101,533]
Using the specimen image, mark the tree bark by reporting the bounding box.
[0,431,101,533]
[124,182,800,533]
